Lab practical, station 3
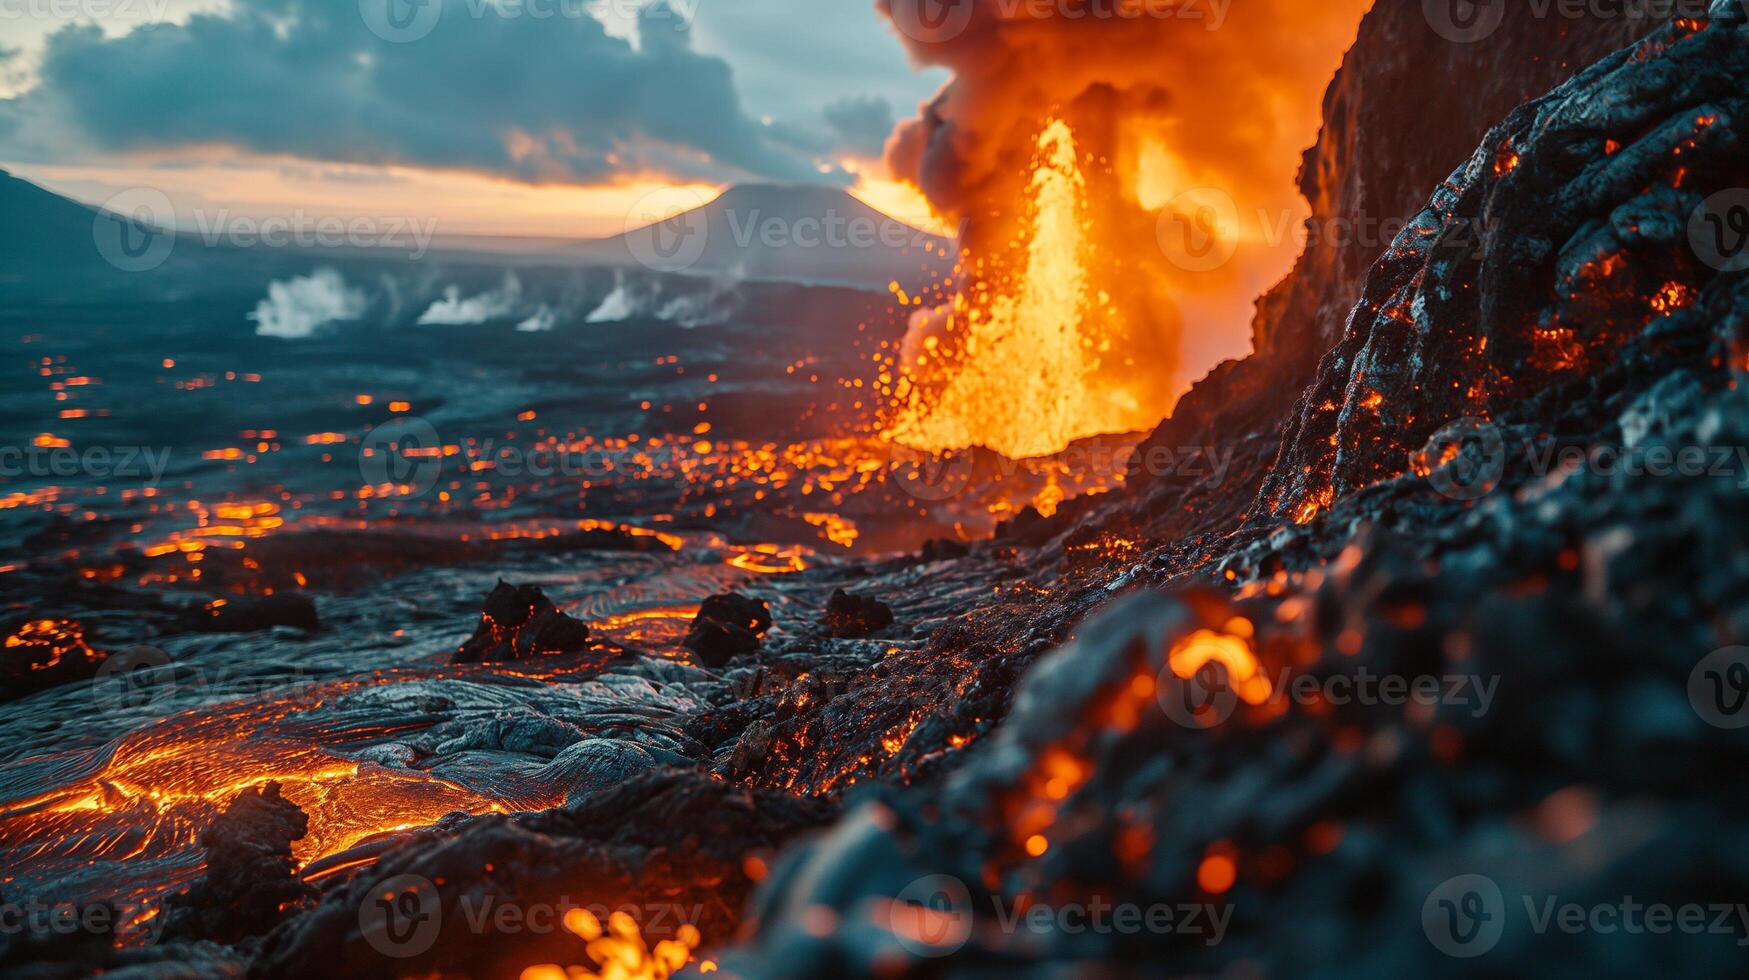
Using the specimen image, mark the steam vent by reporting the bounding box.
[3,2,1749,978]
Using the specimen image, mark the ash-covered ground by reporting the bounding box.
[5,4,1749,980]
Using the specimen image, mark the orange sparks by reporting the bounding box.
[1197,847,1238,894]
[1649,280,1695,315]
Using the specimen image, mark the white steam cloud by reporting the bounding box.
[417,271,524,325]
[249,267,367,338]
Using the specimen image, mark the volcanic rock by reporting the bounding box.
[0,617,102,703]
[1118,0,1688,539]
[177,593,321,634]
[1261,14,1749,521]
[158,781,314,946]
[920,537,971,562]
[453,580,590,664]
[820,589,894,638]
[683,592,771,668]
[251,769,837,980]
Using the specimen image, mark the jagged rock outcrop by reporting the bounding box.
[1123,0,1687,535]
[683,593,772,668]
[1261,14,1749,521]
[453,581,590,664]
[159,782,315,946]
[820,589,895,638]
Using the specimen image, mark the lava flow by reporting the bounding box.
[883,118,1154,458]
[0,671,568,911]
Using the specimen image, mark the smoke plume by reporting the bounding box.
[877,0,1373,436]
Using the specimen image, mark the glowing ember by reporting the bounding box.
[4,619,97,672]
[1167,627,1272,706]
[520,909,700,980]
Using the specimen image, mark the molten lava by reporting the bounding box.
[884,120,1161,459]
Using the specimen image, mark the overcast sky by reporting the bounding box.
[0,0,948,234]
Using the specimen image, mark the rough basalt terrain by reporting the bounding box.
[720,6,1749,977]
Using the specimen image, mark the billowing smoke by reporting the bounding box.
[416,271,526,325]
[584,269,744,327]
[877,0,1372,433]
[249,267,367,338]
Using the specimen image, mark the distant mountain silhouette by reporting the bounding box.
[0,172,957,301]
[2,169,111,274]
[570,183,955,291]
[0,168,197,298]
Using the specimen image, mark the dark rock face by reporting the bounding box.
[251,769,836,980]
[1262,16,1748,523]
[159,781,314,946]
[1122,0,1684,538]
[453,581,590,664]
[821,589,894,638]
[683,592,771,668]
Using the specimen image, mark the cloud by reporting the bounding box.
[17,0,830,186]
[823,96,895,159]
